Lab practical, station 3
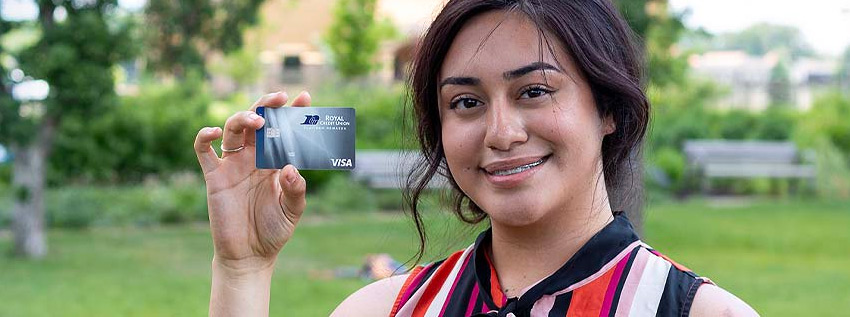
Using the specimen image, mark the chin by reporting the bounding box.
[478,199,549,228]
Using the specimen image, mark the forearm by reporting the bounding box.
[209,256,276,317]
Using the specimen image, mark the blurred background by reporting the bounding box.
[0,0,848,315]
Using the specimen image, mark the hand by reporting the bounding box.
[194,91,312,271]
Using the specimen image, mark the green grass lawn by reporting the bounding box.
[0,199,848,316]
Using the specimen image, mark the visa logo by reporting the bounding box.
[301,115,320,125]
[331,158,352,167]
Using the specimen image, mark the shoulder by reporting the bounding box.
[690,283,759,317]
[330,273,410,317]
[637,246,757,316]
[331,248,472,316]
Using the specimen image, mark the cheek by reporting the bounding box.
[543,103,605,160]
[540,104,586,149]
[442,121,484,178]
[546,105,571,142]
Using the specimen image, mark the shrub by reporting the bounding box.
[302,82,411,192]
[47,74,216,185]
[40,175,207,229]
[308,175,377,214]
[795,91,850,159]
[147,174,208,224]
[0,163,9,186]
[809,138,850,199]
[313,82,412,150]
[647,78,724,151]
[0,184,10,228]
[648,147,687,192]
[754,107,795,140]
[374,189,405,211]
[716,109,758,140]
[46,187,108,229]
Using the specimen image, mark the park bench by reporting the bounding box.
[352,150,448,189]
[683,140,816,194]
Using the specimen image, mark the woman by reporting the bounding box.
[194,0,757,316]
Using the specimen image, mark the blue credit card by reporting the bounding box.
[255,107,355,170]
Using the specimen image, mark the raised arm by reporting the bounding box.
[194,91,310,316]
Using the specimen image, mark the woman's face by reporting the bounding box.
[439,11,614,227]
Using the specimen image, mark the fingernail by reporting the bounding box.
[286,171,297,184]
[249,113,260,120]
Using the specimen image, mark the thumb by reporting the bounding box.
[279,164,307,223]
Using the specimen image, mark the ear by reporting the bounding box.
[602,115,616,136]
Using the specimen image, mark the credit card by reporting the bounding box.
[255,107,355,170]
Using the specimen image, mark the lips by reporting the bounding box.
[480,155,550,188]
[482,155,550,176]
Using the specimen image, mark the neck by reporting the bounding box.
[487,178,614,298]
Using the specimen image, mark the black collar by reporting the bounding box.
[471,213,640,315]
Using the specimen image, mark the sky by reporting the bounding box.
[2,0,850,56]
[669,0,850,56]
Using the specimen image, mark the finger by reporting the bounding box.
[222,111,265,154]
[250,91,289,111]
[194,127,223,174]
[278,165,307,224]
[244,92,286,149]
[245,91,307,149]
[290,91,312,107]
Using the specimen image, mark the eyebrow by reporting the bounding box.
[439,62,563,89]
[503,62,562,80]
[439,76,480,88]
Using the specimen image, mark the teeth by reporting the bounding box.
[491,158,545,176]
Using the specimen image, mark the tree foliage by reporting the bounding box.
[838,45,850,92]
[143,0,264,76]
[616,0,687,87]
[324,0,380,79]
[768,60,793,106]
[2,0,133,146]
[48,75,214,184]
[0,9,34,145]
[0,16,23,145]
[209,47,262,90]
[0,0,134,258]
[714,23,814,60]
[795,91,850,159]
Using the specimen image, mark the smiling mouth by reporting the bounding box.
[486,155,550,176]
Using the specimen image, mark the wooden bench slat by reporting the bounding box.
[684,141,801,164]
[703,163,815,178]
[680,140,816,194]
[353,150,448,189]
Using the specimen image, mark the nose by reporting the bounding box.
[483,98,528,151]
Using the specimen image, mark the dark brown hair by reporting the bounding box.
[403,0,649,262]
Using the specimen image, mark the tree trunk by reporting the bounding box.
[10,116,56,259]
[11,142,48,258]
[7,0,58,259]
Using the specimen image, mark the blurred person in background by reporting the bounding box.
[193,0,757,315]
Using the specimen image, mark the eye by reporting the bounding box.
[519,85,554,99]
[449,96,483,110]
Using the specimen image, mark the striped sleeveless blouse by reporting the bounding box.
[389,214,713,317]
